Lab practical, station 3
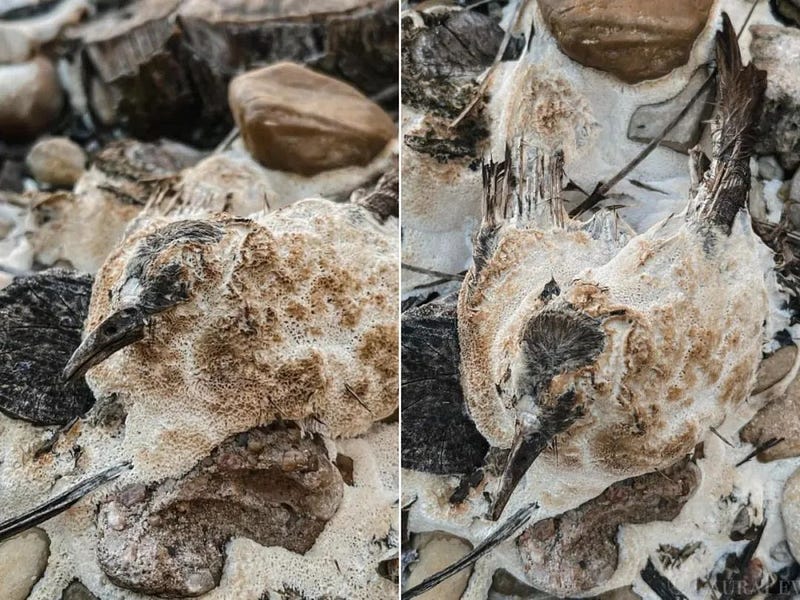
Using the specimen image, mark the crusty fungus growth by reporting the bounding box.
[96,426,344,597]
[61,196,397,484]
[459,15,769,521]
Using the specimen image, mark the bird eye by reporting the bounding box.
[104,324,118,336]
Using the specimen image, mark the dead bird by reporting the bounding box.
[458,14,770,521]
[0,172,397,553]
[59,172,398,480]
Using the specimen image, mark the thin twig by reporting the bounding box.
[402,263,464,281]
[402,503,538,599]
[214,127,239,154]
[736,437,784,466]
[570,0,761,217]
[449,0,529,128]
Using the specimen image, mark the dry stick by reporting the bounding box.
[568,75,715,217]
[569,0,762,218]
[736,437,784,467]
[401,262,465,281]
[449,0,530,128]
[0,462,131,543]
[642,558,690,600]
[402,502,538,599]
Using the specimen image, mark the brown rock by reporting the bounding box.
[753,345,797,395]
[740,349,800,462]
[96,426,343,597]
[26,137,87,188]
[0,527,50,600]
[517,459,699,595]
[229,62,395,176]
[538,0,714,84]
[0,56,63,140]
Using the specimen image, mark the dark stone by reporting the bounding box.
[0,269,95,425]
[518,459,699,595]
[97,426,343,598]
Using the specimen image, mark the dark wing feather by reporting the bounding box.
[0,269,95,425]
[401,296,489,474]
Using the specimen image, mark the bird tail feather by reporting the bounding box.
[696,12,767,232]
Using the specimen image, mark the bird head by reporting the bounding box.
[63,219,225,382]
[490,285,606,519]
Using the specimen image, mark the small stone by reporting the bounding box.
[627,67,714,153]
[753,345,797,394]
[406,532,472,600]
[751,26,800,171]
[783,466,800,562]
[791,167,800,205]
[741,350,800,462]
[758,155,786,181]
[538,0,714,84]
[0,56,63,140]
[61,580,99,600]
[229,62,395,176]
[0,528,50,600]
[26,137,87,188]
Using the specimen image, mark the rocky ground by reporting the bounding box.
[400,0,800,599]
[0,1,399,599]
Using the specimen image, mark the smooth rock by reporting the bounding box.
[0,0,89,63]
[538,0,714,84]
[758,155,785,181]
[0,56,63,140]
[782,466,800,562]
[0,528,50,600]
[740,347,800,461]
[753,345,797,395]
[627,67,713,153]
[791,166,800,204]
[406,532,472,599]
[770,0,800,28]
[750,25,800,171]
[61,581,99,600]
[229,62,395,176]
[26,137,86,187]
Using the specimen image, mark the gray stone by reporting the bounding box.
[627,67,713,153]
[758,155,786,181]
[61,581,99,600]
[791,167,800,204]
[0,528,50,600]
[750,26,800,171]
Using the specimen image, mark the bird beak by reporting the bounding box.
[0,463,131,543]
[62,308,146,383]
[489,426,551,521]
[490,390,584,521]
